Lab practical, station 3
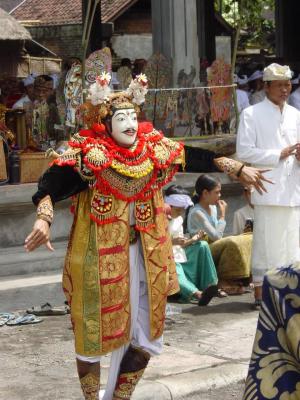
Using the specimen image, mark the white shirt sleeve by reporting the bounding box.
[237,109,281,166]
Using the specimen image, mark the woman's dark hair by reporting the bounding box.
[165,184,190,197]
[121,58,132,68]
[192,174,220,203]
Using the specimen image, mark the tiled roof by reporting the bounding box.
[102,0,138,23]
[11,0,137,26]
[11,0,82,25]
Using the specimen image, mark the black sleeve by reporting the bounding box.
[184,146,218,173]
[32,164,89,206]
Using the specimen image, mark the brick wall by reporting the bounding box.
[27,24,83,60]
[114,14,152,34]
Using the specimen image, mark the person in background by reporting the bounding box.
[234,74,250,113]
[12,74,36,109]
[132,59,147,78]
[237,74,250,94]
[248,70,265,105]
[120,58,132,71]
[26,75,60,149]
[289,73,300,110]
[233,187,254,235]
[187,174,252,295]
[34,75,55,103]
[237,63,300,310]
[165,185,219,306]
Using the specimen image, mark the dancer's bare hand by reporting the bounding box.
[24,219,54,252]
[239,166,273,195]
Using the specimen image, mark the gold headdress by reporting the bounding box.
[87,72,148,120]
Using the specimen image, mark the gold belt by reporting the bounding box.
[129,226,140,245]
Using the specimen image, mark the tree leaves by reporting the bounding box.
[215,0,275,51]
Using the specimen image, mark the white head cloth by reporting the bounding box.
[164,194,193,209]
[238,75,248,85]
[263,63,292,81]
[23,73,36,87]
[248,70,263,82]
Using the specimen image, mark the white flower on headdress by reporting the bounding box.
[88,72,112,105]
[137,73,148,87]
[126,74,148,105]
[96,72,111,86]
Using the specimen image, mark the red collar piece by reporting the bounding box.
[66,121,184,201]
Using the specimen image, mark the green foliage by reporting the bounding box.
[215,0,275,51]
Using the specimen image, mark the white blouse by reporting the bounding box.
[168,216,187,263]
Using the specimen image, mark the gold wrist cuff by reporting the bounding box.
[37,195,53,225]
[214,157,243,176]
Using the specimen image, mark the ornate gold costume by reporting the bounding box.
[80,373,100,400]
[60,122,184,356]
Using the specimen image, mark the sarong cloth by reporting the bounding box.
[176,241,218,301]
[244,264,300,400]
[209,234,252,281]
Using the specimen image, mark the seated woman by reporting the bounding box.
[165,185,219,306]
[187,174,252,295]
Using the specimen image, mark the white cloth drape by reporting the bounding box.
[251,205,300,283]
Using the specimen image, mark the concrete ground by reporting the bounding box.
[0,272,258,400]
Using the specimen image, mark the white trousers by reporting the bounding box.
[76,239,163,400]
[252,205,300,284]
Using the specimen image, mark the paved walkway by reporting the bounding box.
[0,273,258,400]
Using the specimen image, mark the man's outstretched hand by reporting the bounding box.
[24,219,54,252]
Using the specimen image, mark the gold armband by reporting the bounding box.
[214,157,243,176]
[36,195,53,225]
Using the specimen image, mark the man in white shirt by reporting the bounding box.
[237,63,300,308]
[12,74,36,109]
